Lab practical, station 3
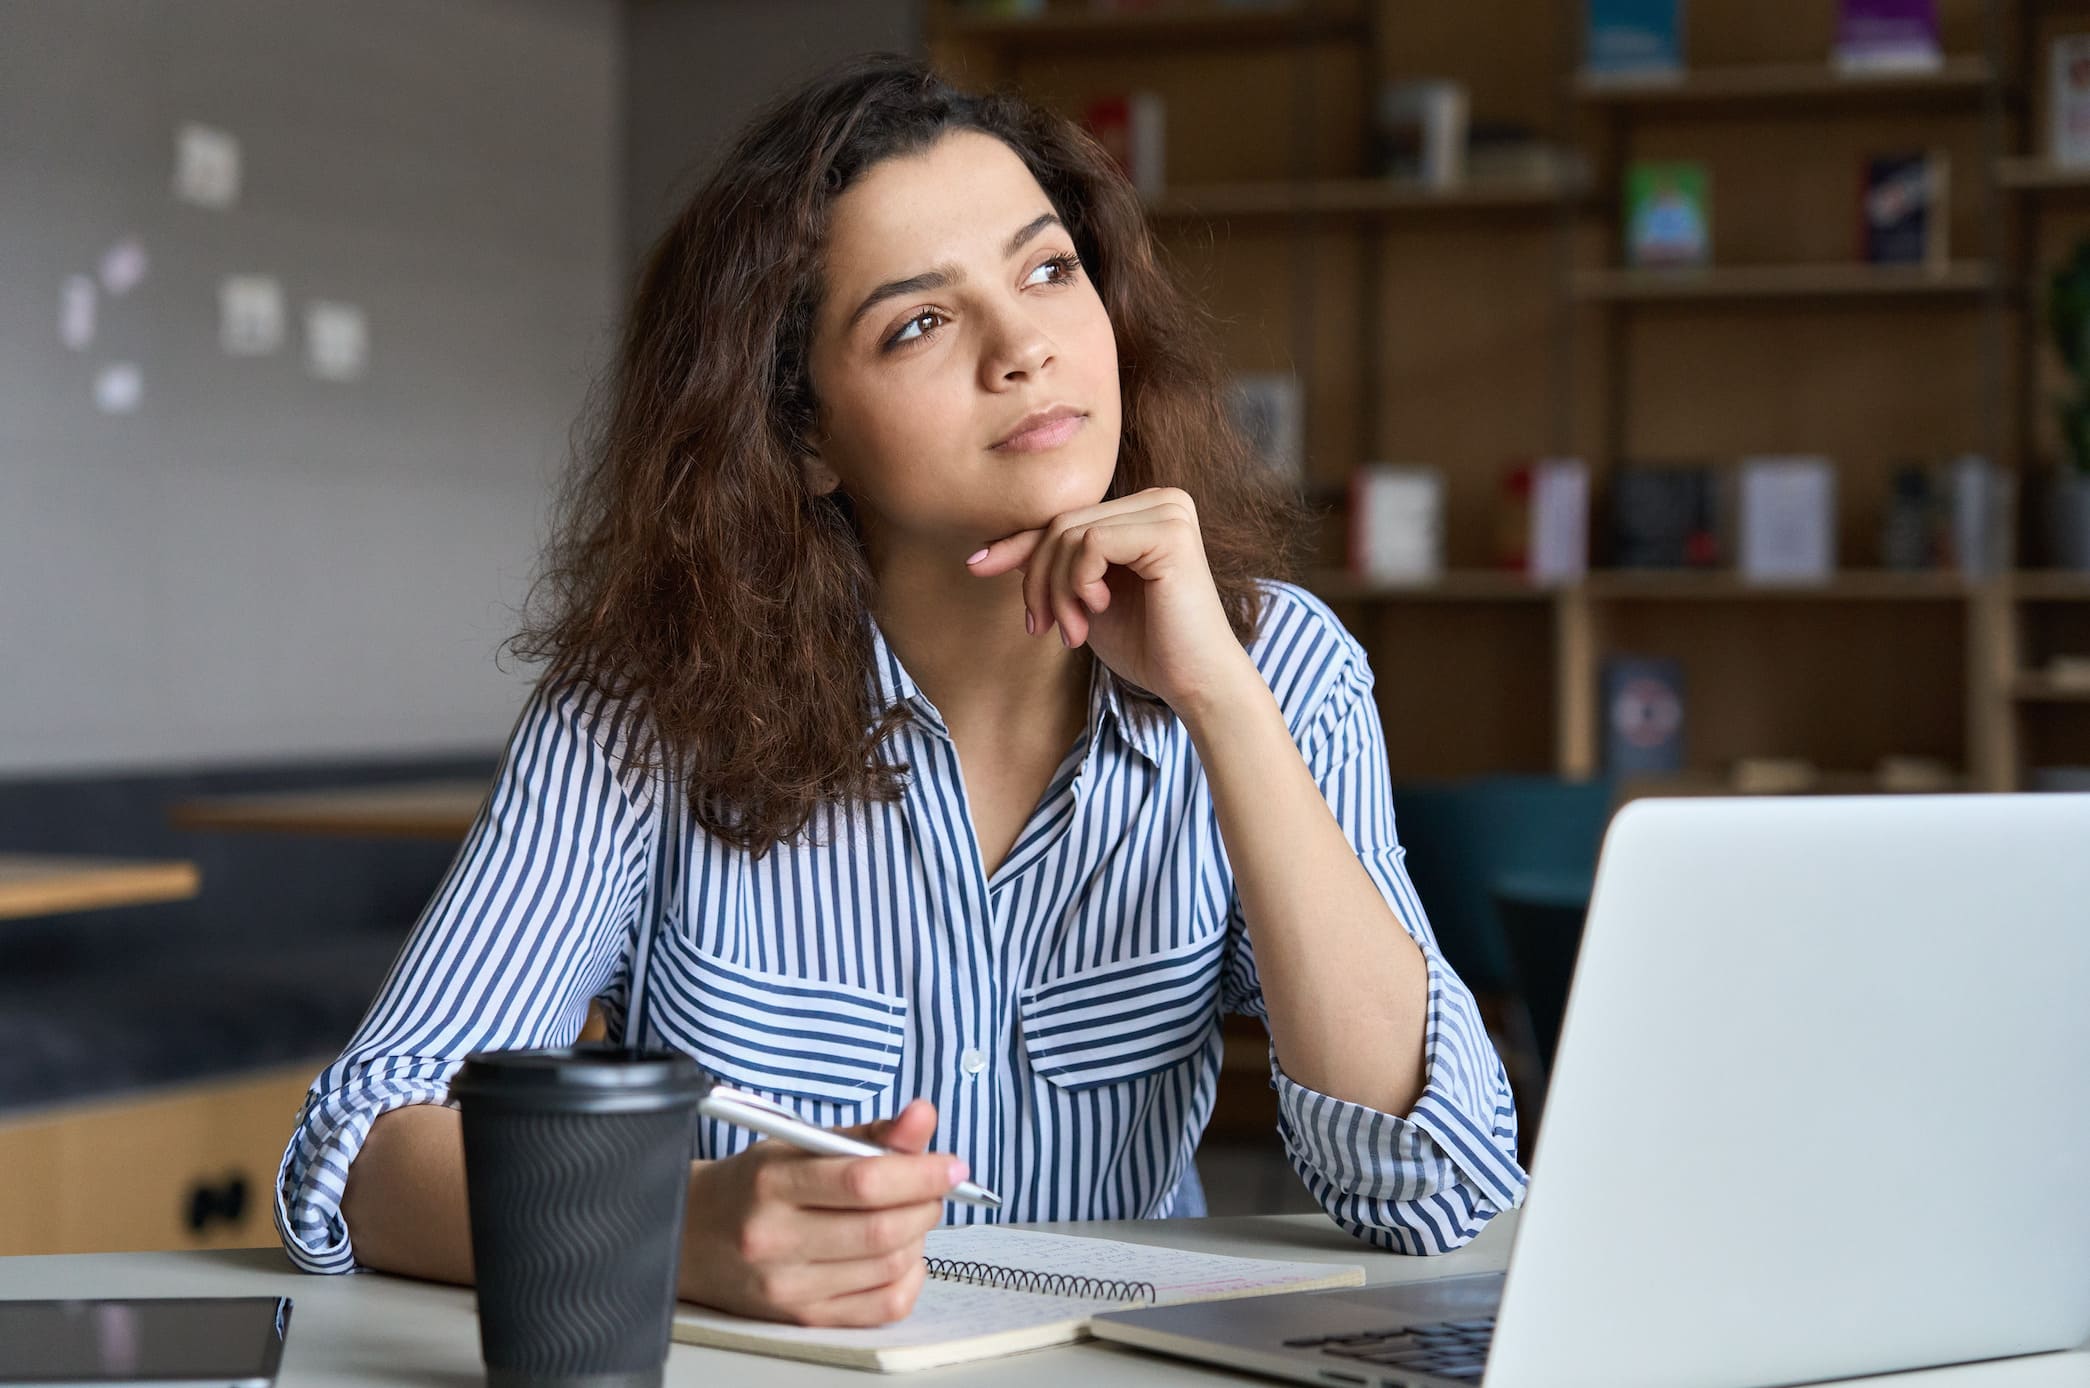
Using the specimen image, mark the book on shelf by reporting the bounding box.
[1603,656,1686,777]
[1624,161,1710,268]
[954,0,1044,15]
[1832,0,1942,74]
[1222,369,1304,485]
[1880,455,2009,574]
[1350,463,1446,583]
[671,1226,1365,1373]
[1082,91,1165,201]
[1584,0,1684,79]
[1859,151,1948,268]
[1607,463,1723,568]
[1374,79,1468,188]
[1880,460,1947,570]
[1466,123,1586,188]
[1948,453,2013,576]
[1737,455,1837,583]
[1500,457,1590,582]
[2051,35,2090,168]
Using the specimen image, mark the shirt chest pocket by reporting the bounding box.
[1019,928,1226,1091]
[653,941,910,1107]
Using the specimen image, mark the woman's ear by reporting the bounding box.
[800,446,842,498]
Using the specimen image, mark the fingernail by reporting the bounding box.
[1024,610,1034,636]
[965,547,988,565]
[947,1159,970,1186]
[1060,626,1071,649]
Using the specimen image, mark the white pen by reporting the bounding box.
[698,1083,1003,1210]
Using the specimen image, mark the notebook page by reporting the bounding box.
[923,1225,1367,1302]
[675,1272,1104,1355]
[670,1226,1368,1370]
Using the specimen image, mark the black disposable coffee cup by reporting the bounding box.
[449,1043,705,1388]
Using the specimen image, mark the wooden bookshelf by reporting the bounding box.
[1147,173,1583,221]
[2012,570,2090,600]
[1996,156,2090,192]
[924,0,2086,796]
[1572,55,1996,109]
[1303,568,1565,602]
[930,1,1367,49]
[2013,674,2090,702]
[1579,570,1975,600]
[1571,261,1999,303]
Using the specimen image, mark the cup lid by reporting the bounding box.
[449,1042,708,1108]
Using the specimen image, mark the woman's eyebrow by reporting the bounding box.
[845,211,1065,333]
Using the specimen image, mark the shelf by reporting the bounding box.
[928,1,1366,48]
[1583,570,1972,601]
[1573,56,1995,110]
[2011,571,2090,600]
[1621,769,1965,798]
[1147,172,1584,221]
[2013,675,2090,703]
[1305,569,1564,603]
[1996,157,2090,192]
[1306,570,1973,603]
[1572,261,1997,303]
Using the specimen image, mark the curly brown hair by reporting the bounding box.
[504,51,1311,857]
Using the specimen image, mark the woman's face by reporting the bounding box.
[804,129,1121,567]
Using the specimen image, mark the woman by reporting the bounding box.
[274,52,1525,1328]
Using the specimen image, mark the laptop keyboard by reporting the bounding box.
[1283,1315,1496,1383]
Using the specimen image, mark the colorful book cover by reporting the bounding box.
[1860,152,1946,265]
[1080,91,1165,200]
[1624,161,1710,267]
[2051,35,2090,167]
[1585,0,1684,77]
[1603,656,1687,777]
[1833,0,1941,72]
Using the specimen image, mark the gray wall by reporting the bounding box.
[1,0,920,778]
[623,0,923,267]
[0,0,623,774]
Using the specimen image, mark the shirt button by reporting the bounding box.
[960,1047,987,1077]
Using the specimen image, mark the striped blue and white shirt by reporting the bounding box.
[274,579,1528,1274]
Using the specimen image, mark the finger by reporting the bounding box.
[798,1196,944,1262]
[962,528,1043,580]
[750,1234,930,1311]
[834,1098,937,1154]
[796,1256,928,1329]
[1051,525,1090,648]
[765,1150,965,1211]
[1023,527,1061,640]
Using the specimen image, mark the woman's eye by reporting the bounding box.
[882,253,1081,353]
[886,309,944,350]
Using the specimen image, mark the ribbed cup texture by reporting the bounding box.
[460,1105,694,1388]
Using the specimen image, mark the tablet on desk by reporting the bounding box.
[0,1297,292,1387]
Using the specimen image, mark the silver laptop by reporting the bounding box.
[1093,794,2090,1388]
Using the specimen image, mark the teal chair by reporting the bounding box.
[1390,775,1615,1151]
[1388,774,1612,996]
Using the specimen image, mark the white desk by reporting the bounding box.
[1,1213,2084,1386]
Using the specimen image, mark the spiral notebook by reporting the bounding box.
[670,1226,1366,1373]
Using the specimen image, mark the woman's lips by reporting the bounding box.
[991,413,1085,453]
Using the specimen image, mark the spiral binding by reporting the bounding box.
[922,1257,1157,1305]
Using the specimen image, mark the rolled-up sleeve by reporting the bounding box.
[273,678,661,1273]
[1220,620,1529,1254]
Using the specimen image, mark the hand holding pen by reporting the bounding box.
[676,1096,983,1328]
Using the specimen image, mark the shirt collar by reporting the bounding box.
[864,613,1165,768]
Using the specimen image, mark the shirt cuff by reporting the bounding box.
[1269,943,1528,1216]
[273,1064,460,1274]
